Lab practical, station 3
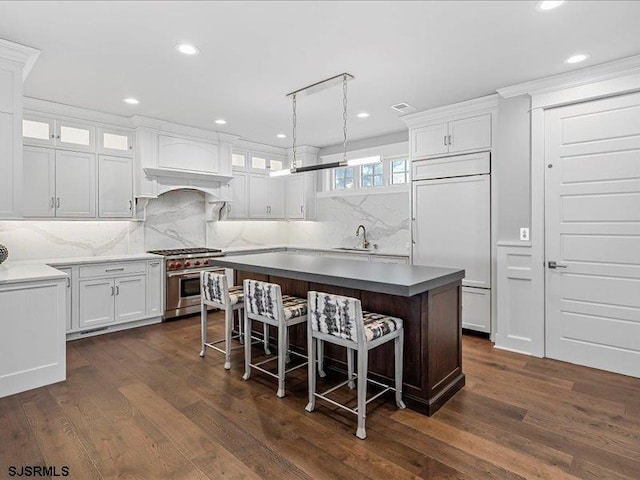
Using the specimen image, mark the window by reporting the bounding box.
[361,162,383,187]
[251,156,267,169]
[270,159,283,171]
[232,153,246,168]
[391,159,409,184]
[23,119,51,140]
[334,167,354,190]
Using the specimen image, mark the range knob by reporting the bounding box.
[174,262,182,269]
[184,261,191,268]
[194,261,201,266]
[203,259,209,265]
[168,262,175,269]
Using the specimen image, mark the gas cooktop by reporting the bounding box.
[147,247,223,257]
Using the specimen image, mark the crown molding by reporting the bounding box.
[0,38,40,80]
[233,139,289,156]
[131,115,240,143]
[24,97,132,127]
[401,94,499,128]
[497,54,640,99]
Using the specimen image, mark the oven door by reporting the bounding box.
[165,268,225,318]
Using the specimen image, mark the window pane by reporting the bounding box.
[362,176,372,187]
[373,163,383,175]
[60,125,90,145]
[270,159,283,171]
[392,173,406,184]
[392,160,406,173]
[232,153,245,167]
[373,175,383,186]
[103,132,129,151]
[23,119,50,140]
[362,165,373,176]
[251,156,266,169]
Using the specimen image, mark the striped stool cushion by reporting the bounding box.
[282,295,308,319]
[228,285,244,305]
[362,312,402,342]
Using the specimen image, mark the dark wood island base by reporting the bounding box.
[218,253,466,416]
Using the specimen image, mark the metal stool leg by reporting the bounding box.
[305,334,317,412]
[347,347,355,389]
[395,333,406,409]
[242,308,251,380]
[223,306,232,370]
[356,347,368,440]
[199,301,207,357]
[277,323,287,398]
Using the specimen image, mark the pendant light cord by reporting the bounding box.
[292,93,297,170]
[342,74,348,163]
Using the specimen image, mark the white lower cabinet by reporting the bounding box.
[79,278,115,329]
[462,286,491,333]
[146,260,163,316]
[114,275,146,323]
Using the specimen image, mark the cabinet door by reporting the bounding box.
[412,175,491,288]
[448,114,491,154]
[55,150,96,217]
[57,267,73,331]
[79,278,115,328]
[268,176,286,219]
[462,286,491,333]
[98,127,134,156]
[410,123,448,159]
[23,146,56,217]
[228,171,248,219]
[249,173,269,219]
[22,116,55,147]
[115,275,147,323]
[55,120,95,152]
[286,175,305,220]
[98,155,133,218]
[146,260,163,317]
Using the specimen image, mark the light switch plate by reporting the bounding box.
[520,227,530,241]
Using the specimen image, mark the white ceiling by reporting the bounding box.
[1,1,639,148]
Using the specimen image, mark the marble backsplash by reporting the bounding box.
[0,188,410,261]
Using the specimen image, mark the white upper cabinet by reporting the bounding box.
[268,175,286,219]
[248,173,269,219]
[286,174,305,220]
[55,120,95,152]
[98,127,134,156]
[411,123,449,159]
[98,155,133,218]
[23,146,55,217]
[55,150,96,217]
[158,134,219,173]
[22,116,55,147]
[448,114,492,154]
[228,171,249,219]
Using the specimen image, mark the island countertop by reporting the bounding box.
[210,252,464,297]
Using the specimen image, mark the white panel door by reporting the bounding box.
[228,171,248,219]
[411,123,448,159]
[268,176,286,219]
[545,92,640,378]
[114,275,146,323]
[55,150,96,217]
[98,155,133,218]
[286,175,305,219]
[249,173,269,219]
[412,175,491,288]
[79,279,115,328]
[23,146,55,217]
[448,114,492,154]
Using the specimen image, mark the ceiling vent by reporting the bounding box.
[390,102,417,114]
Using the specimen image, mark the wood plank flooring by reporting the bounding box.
[1,313,640,479]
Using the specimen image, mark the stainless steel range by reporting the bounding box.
[147,247,225,319]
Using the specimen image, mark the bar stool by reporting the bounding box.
[242,279,314,397]
[305,291,406,439]
[199,271,269,369]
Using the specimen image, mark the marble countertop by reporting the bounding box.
[221,245,409,257]
[211,252,463,297]
[0,253,163,285]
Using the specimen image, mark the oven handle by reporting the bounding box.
[167,268,225,279]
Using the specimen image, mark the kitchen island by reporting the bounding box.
[211,252,465,415]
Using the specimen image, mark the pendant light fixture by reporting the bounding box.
[270,73,382,177]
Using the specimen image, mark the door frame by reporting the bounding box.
[526,64,640,358]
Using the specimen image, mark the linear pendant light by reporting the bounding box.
[270,73,381,177]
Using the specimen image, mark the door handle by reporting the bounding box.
[443,135,447,146]
[300,205,304,213]
[50,197,55,208]
[111,286,115,296]
[56,197,60,208]
[128,200,132,211]
[115,285,120,295]
[548,261,568,269]
[448,135,452,145]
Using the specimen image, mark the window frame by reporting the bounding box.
[329,155,409,193]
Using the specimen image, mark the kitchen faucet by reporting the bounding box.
[355,224,370,249]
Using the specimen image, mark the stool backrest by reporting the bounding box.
[308,291,363,343]
[201,271,228,305]
[243,279,282,321]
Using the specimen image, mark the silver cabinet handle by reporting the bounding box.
[128,200,132,211]
[56,135,61,140]
[227,203,231,213]
[50,197,55,208]
[50,133,55,139]
[443,135,447,146]
[105,267,125,272]
[300,205,304,213]
[111,286,115,296]
[150,262,160,267]
[129,145,133,150]
[548,261,568,269]
[448,135,452,145]
[115,285,120,295]
[56,197,60,208]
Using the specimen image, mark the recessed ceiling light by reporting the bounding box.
[276,133,287,139]
[565,53,590,64]
[215,119,227,125]
[175,43,200,56]
[123,98,139,105]
[536,0,565,11]
[356,112,370,118]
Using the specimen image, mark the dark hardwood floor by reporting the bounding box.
[2,312,640,479]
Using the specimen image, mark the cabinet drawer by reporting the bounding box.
[79,262,147,279]
[412,151,490,180]
[462,286,490,333]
